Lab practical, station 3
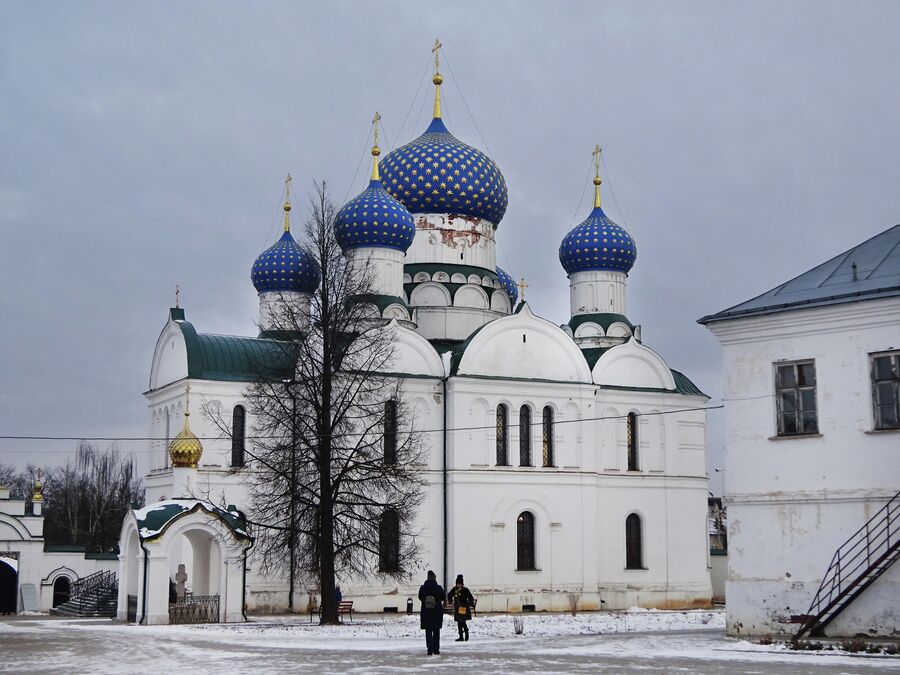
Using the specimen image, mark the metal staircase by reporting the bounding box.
[51,570,118,618]
[795,490,900,639]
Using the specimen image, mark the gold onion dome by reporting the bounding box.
[169,385,203,468]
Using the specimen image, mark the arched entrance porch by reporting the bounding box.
[0,556,18,615]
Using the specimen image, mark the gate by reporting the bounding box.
[168,595,220,624]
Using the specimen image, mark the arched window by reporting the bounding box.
[625,513,644,569]
[517,511,536,570]
[496,404,509,466]
[627,412,639,471]
[231,405,246,467]
[519,405,532,467]
[379,509,400,573]
[52,576,71,607]
[384,400,397,465]
[542,406,554,467]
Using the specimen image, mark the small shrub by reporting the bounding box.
[513,616,524,635]
[757,636,773,645]
[883,644,899,656]
[839,638,868,653]
[865,644,883,654]
[790,640,824,651]
[567,592,581,617]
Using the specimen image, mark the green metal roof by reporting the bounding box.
[133,500,250,542]
[176,317,297,383]
[567,313,634,333]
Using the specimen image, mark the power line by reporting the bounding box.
[0,404,723,450]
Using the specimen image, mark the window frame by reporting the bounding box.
[519,405,532,467]
[626,412,639,471]
[516,511,536,571]
[231,404,246,468]
[496,404,509,466]
[871,351,900,431]
[774,360,819,437]
[542,406,554,468]
[625,512,645,570]
[378,509,401,573]
[383,400,397,465]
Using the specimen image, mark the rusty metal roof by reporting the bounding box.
[699,224,900,324]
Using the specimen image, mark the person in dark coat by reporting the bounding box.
[418,570,446,655]
[447,574,475,641]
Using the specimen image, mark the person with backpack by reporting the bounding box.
[447,574,475,641]
[418,570,446,655]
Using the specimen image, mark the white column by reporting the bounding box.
[347,247,406,297]
[259,291,311,333]
[569,270,627,317]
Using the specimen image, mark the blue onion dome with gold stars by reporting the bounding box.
[496,266,518,303]
[251,200,320,294]
[334,171,416,252]
[378,55,508,226]
[559,153,637,275]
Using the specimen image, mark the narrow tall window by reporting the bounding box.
[496,404,509,466]
[627,412,639,471]
[542,406,554,467]
[164,409,171,469]
[519,405,532,467]
[625,513,644,569]
[378,509,400,573]
[775,361,818,435]
[231,405,246,467]
[872,352,900,430]
[384,400,397,465]
[516,511,536,570]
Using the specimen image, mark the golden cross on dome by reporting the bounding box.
[517,277,529,301]
[175,284,180,308]
[432,38,442,73]
[184,382,192,418]
[284,173,293,232]
[592,144,603,208]
[371,112,383,180]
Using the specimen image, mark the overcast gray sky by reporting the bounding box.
[2,1,899,493]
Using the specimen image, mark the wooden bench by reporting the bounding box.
[444,598,476,618]
[308,600,354,623]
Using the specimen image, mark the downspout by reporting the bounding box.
[139,541,149,625]
[442,376,448,590]
[242,535,255,622]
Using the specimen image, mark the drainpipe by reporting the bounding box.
[139,541,149,625]
[242,535,255,622]
[442,376,448,590]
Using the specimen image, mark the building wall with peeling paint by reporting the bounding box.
[707,297,900,637]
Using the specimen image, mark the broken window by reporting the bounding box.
[872,351,900,430]
[775,361,818,436]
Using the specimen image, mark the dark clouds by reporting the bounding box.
[2,1,899,491]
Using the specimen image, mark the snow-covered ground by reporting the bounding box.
[1,609,896,674]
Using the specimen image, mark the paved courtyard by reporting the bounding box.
[1,612,896,674]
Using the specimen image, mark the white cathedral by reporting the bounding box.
[116,50,713,624]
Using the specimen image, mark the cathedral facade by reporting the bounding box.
[122,54,712,621]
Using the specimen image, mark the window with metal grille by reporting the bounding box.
[379,509,400,573]
[542,406,554,467]
[519,405,532,467]
[626,412,639,471]
[872,352,900,430]
[231,405,246,467]
[517,511,535,570]
[384,400,397,465]
[775,361,818,435]
[496,404,509,466]
[625,513,644,569]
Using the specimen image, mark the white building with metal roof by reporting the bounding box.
[700,224,900,638]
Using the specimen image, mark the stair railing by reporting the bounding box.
[71,569,117,600]
[797,490,899,638]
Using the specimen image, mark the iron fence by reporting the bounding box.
[168,594,220,624]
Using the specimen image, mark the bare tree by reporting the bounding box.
[42,442,143,551]
[230,182,425,624]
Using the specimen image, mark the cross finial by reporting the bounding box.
[184,382,191,418]
[283,173,293,232]
[371,112,383,180]
[432,38,442,74]
[175,284,180,308]
[592,144,603,208]
[592,144,602,176]
[517,277,529,301]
